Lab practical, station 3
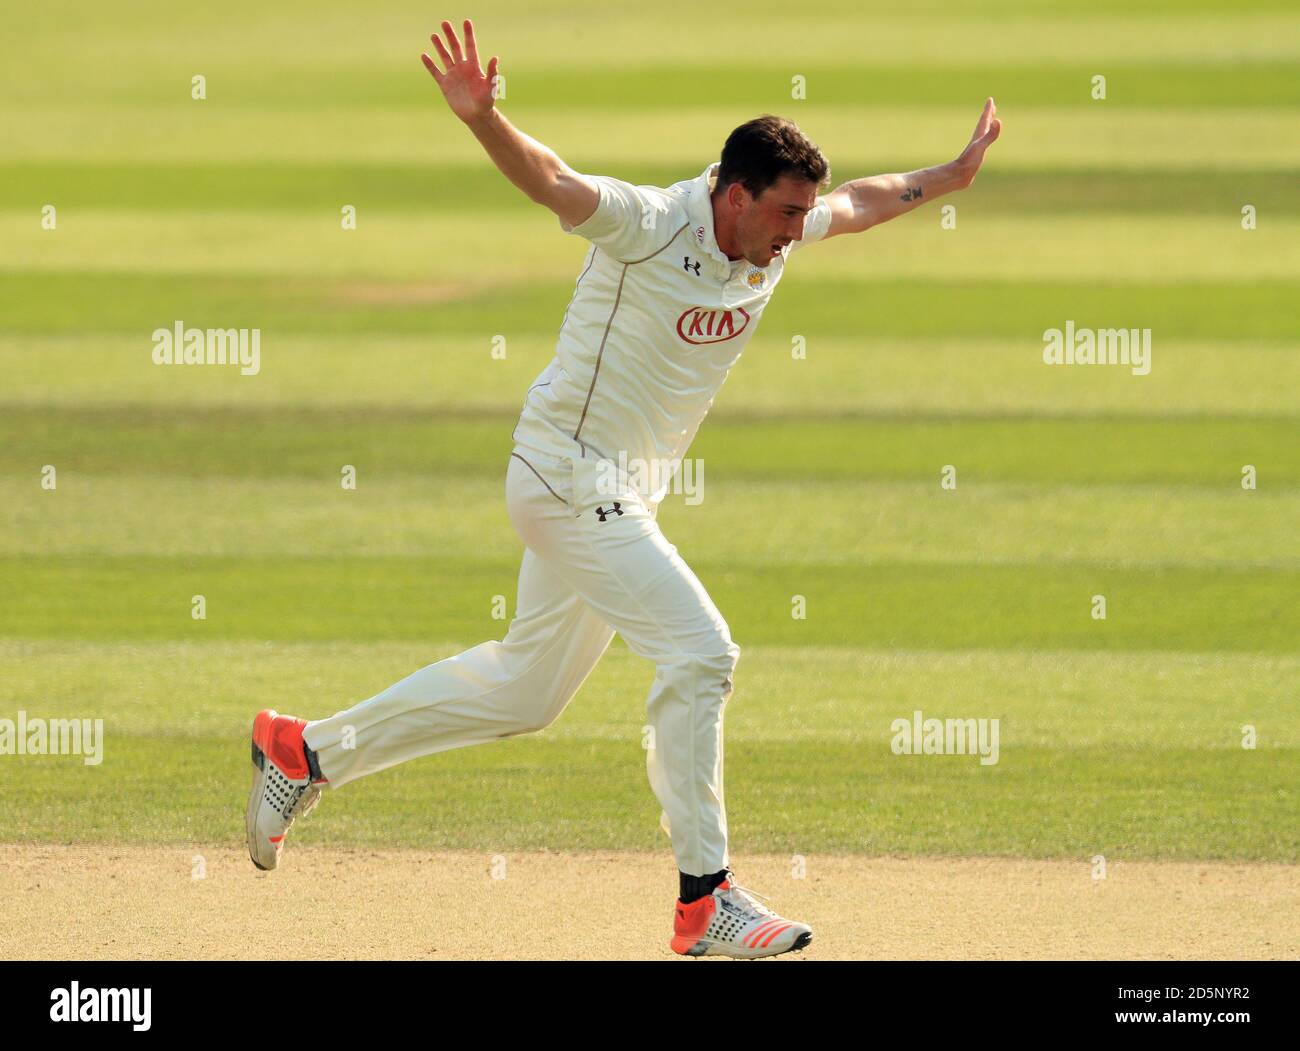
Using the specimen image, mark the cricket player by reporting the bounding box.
[246,18,1001,959]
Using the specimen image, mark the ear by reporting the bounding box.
[725,181,751,211]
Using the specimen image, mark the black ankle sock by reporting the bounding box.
[303,741,324,782]
[679,868,728,904]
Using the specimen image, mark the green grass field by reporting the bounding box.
[1,0,1296,863]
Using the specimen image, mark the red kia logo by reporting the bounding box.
[675,307,751,345]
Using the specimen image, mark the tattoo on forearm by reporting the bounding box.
[900,186,923,201]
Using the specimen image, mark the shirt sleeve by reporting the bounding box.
[786,196,834,254]
[559,175,677,262]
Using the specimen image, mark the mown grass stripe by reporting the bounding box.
[5,639,1294,744]
[3,164,1296,216]
[7,474,1294,571]
[1,273,1294,341]
[0,734,1292,858]
[31,63,1300,109]
[3,409,1294,484]
[5,335,1296,418]
[505,64,1300,111]
[1,556,1294,652]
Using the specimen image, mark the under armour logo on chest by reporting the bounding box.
[683,256,701,275]
[595,503,624,522]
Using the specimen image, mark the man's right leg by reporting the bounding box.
[302,544,615,787]
[248,451,615,869]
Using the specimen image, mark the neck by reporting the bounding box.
[711,191,743,261]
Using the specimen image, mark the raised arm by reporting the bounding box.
[821,98,1002,239]
[421,19,598,229]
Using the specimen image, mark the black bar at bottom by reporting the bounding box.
[0,960,1292,1037]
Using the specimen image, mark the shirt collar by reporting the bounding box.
[685,162,735,268]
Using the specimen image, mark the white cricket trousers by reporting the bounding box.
[301,445,740,876]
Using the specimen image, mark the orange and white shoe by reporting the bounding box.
[246,710,325,871]
[670,876,813,959]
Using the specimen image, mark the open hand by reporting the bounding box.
[953,97,1002,188]
[422,19,500,125]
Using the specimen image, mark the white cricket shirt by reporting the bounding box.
[512,161,832,504]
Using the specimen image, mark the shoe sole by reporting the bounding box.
[673,929,813,959]
[245,739,273,871]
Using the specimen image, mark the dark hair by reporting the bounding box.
[714,115,830,199]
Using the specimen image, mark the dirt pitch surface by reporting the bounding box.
[2,846,1296,960]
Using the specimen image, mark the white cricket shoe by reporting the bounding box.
[670,875,813,959]
[246,709,325,871]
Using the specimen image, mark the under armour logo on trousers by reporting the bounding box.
[595,503,624,522]
[683,256,701,275]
